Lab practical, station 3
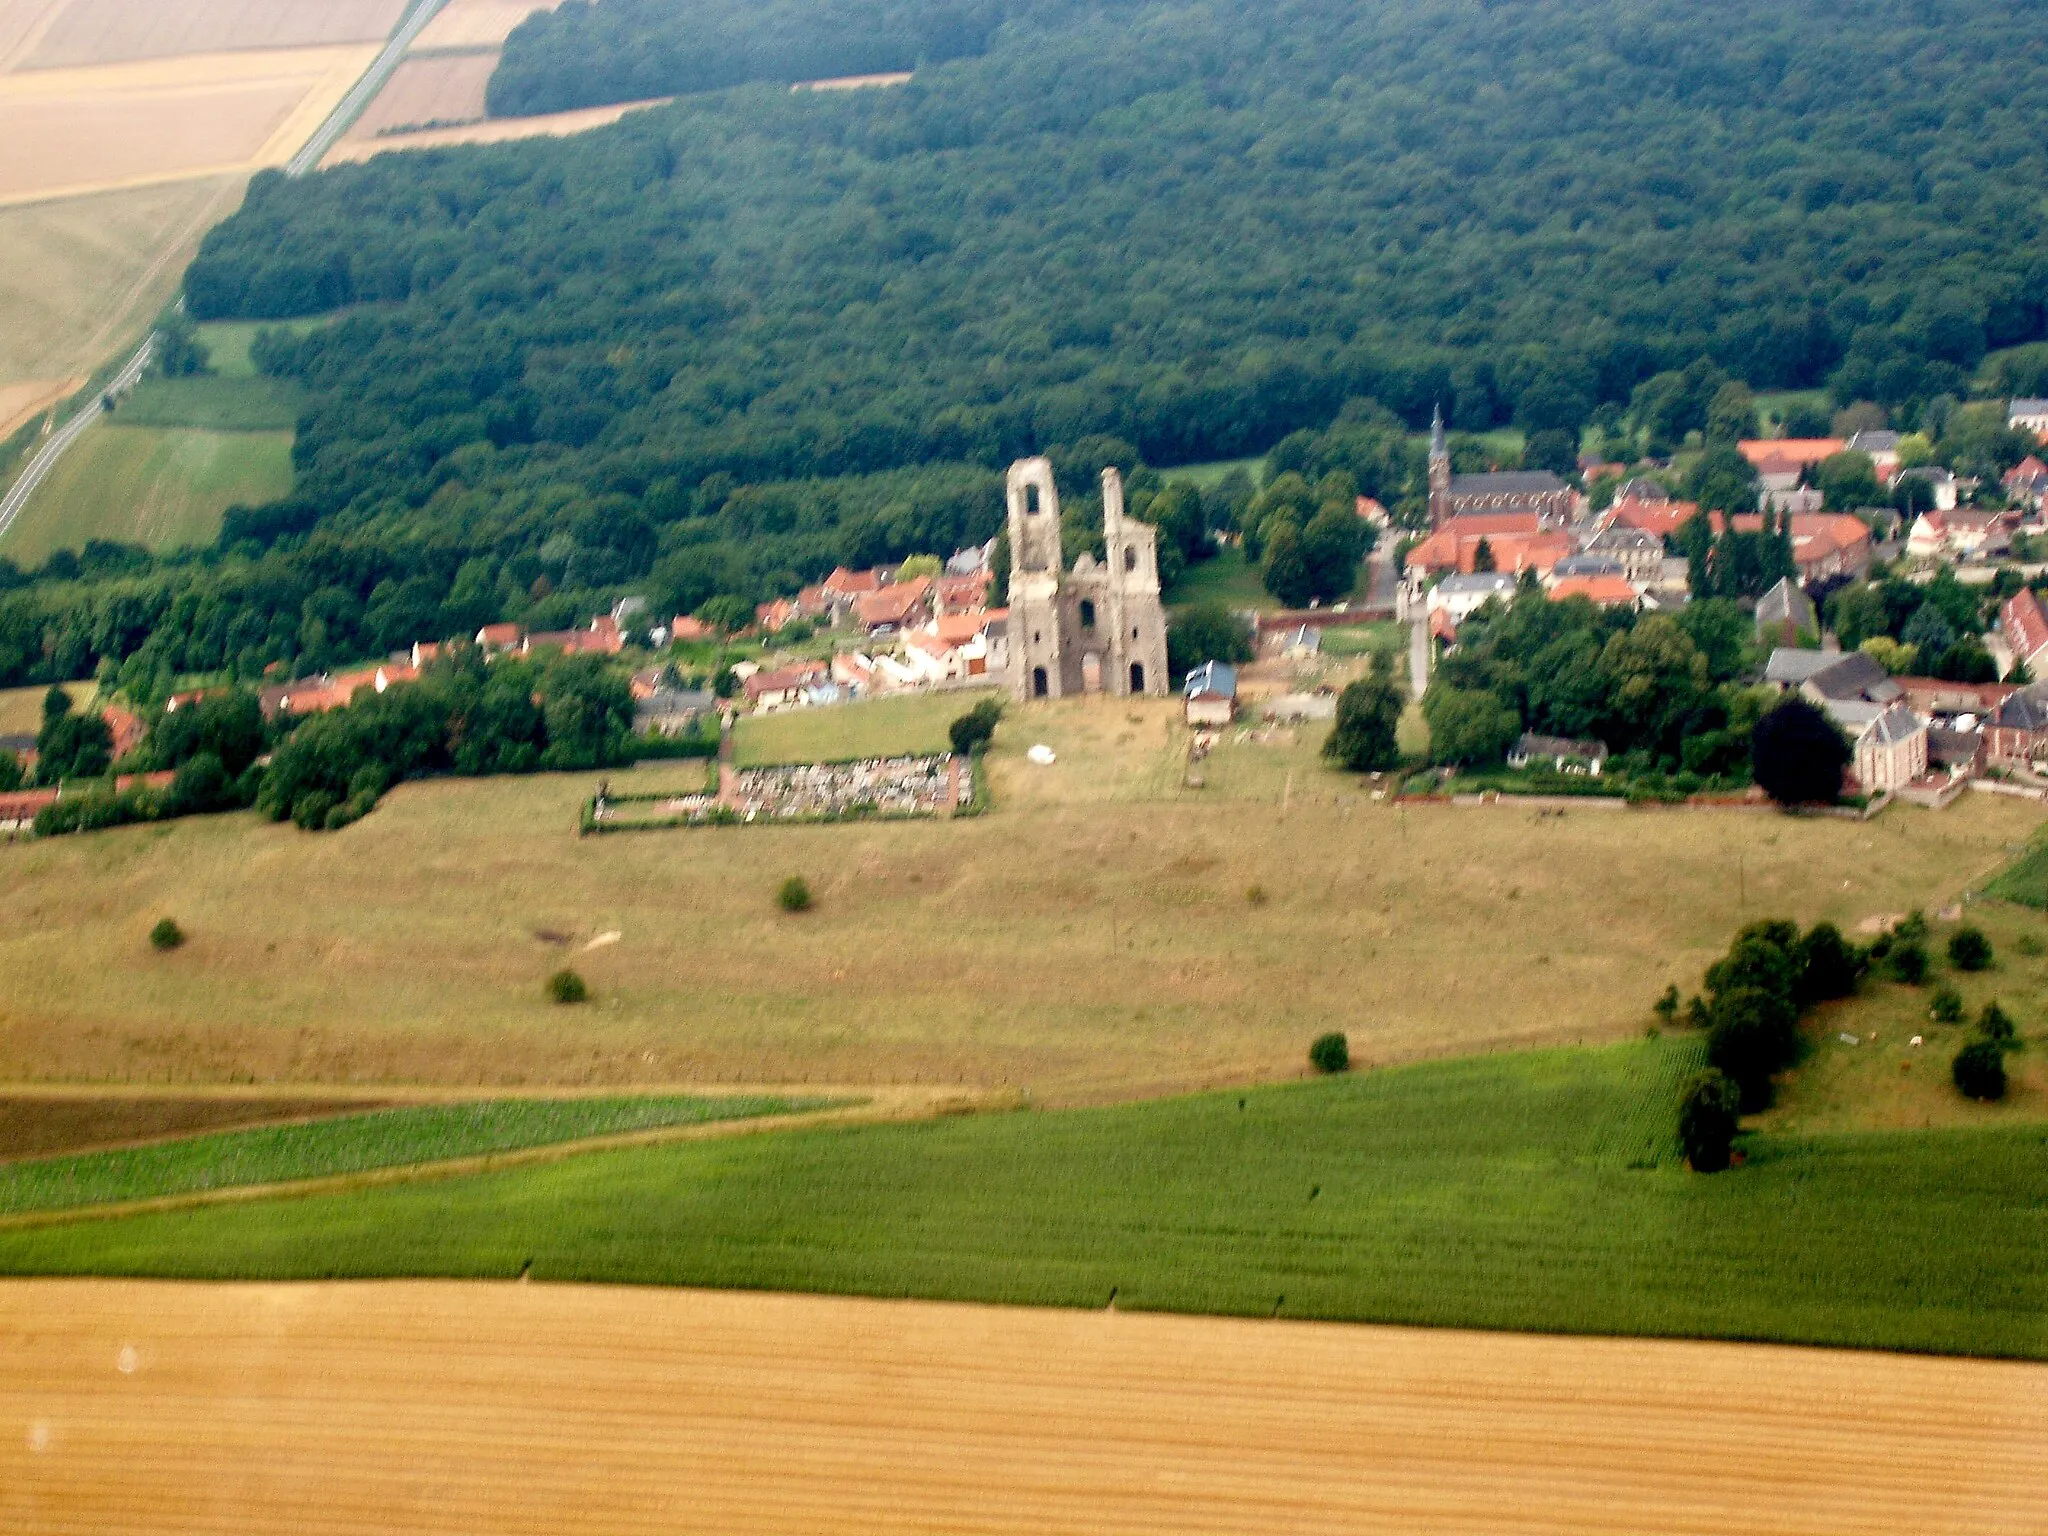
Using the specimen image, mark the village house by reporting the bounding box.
[1908,506,2000,561]
[1839,701,1928,794]
[1764,647,1903,709]
[2002,455,2048,510]
[1755,576,1817,646]
[1844,430,1902,481]
[2008,398,2048,440]
[1546,573,1639,609]
[669,615,718,643]
[743,661,830,712]
[1581,525,1665,582]
[856,575,932,634]
[523,615,624,657]
[1426,571,1518,623]
[1601,494,1699,541]
[475,622,523,652]
[1404,517,1576,579]
[1985,686,2048,768]
[634,686,716,737]
[1184,661,1237,726]
[1507,733,1608,775]
[2002,587,2048,679]
[1898,468,1961,517]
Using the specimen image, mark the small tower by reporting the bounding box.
[1427,402,1452,529]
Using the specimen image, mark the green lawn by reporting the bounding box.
[193,316,334,378]
[4,1040,2044,1360]
[1754,389,1831,434]
[1157,455,1265,489]
[1319,621,1405,657]
[0,1095,824,1217]
[1985,838,2048,908]
[1164,546,1275,610]
[734,688,993,767]
[116,375,303,432]
[0,425,291,562]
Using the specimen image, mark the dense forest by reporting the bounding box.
[6,0,2048,687]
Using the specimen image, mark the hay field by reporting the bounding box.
[345,48,493,135]
[0,45,382,206]
[322,93,670,164]
[0,423,290,560]
[0,695,2035,1099]
[0,376,74,437]
[2,1281,2043,1535]
[412,0,563,50]
[16,0,403,69]
[0,176,239,387]
[733,688,990,768]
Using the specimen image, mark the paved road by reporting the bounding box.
[0,337,152,544]
[286,0,454,176]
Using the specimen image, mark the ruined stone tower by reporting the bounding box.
[1005,457,1169,701]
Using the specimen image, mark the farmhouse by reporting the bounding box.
[1507,733,1608,775]
[1184,661,1237,726]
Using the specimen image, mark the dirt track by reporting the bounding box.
[4,1282,2045,1534]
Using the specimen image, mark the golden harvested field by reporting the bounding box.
[412,0,562,51]
[0,45,381,206]
[0,376,75,437]
[0,694,2036,1100]
[14,0,402,69]
[323,93,671,165]
[2,1280,2044,1535]
[345,48,493,137]
[0,175,240,389]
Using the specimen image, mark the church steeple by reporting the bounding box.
[1427,402,1452,529]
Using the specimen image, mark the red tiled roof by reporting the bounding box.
[1548,574,1639,607]
[1605,499,1700,538]
[1407,527,1572,577]
[2004,587,2048,666]
[1738,438,1844,470]
[857,575,932,628]
[670,616,716,642]
[742,663,827,701]
[823,566,885,597]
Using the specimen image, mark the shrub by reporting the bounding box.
[1653,985,1679,1025]
[776,875,813,913]
[546,968,587,1004]
[948,697,1003,756]
[149,917,184,951]
[1928,985,1965,1025]
[1888,939,1929,985]
[1678,1069,1743,1172]
[1750,698,1850,805]
[1794,922,1862,1003]
[1308,1032,1349,1073]
[1976,1001,2018,1048]
[1245,883,1268,906]
[1894,910,1929,942]
[1952,1038,2008,1101]
[1947,925,1993,972]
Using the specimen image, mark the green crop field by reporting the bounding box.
[3,1040,2042,1359]
[0,1095,826,1218]
[115,376,303,432]
[0,425,291,563]
[733,688,994,768]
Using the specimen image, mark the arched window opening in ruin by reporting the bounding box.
[1079,600,1096,629]
[1033,666,1049,697]
[1124,546,1138,572]
[1129,663,1145,693]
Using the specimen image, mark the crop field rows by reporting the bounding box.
[4,1280,2045,1535]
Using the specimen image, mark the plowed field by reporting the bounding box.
[3,1281,2044,1535]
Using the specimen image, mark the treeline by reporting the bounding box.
[489,0,1016,116]
[10,0,2048,684]
[28,650,634,837]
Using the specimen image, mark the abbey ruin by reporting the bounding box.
[1005,457,1169,701]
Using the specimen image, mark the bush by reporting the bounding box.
[1678,1069,1743,1172]
[776,875,813,913]
[1947,925,1993,972]
[1952,1037,2008,1100]
[1794,922,1862,1003]
[948,697,1003,756]
[1928,985,1965,1024]
[149,917,184,951]
[1308,1032,1349,1073]
[1888,939,1929,984]
[1976,1001,2018,1048]
[546,968,587,1004]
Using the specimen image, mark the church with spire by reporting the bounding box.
[1425,403,1573,531]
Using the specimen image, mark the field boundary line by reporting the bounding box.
[0,1087,1011,1232]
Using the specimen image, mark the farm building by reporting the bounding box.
[1184,661,1237,726]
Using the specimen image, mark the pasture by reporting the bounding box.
[732,688,988,768]
[0,423,289,560]
[4,1282,2044,1536]
[193,314,332,376]
[4,1039,2046,1361]
[0,692,2035,1100]
[115,373,301,430]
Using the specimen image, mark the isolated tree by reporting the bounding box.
[1653,985,1680,1027]
[547,968,587,1004]
[1888,939,1930,985]
[776,875,813,913]
[1678,1069,1743,1172]
[1323,654,1404,772]
[1929,985,1965,1024]
[1975,1001,2017,1048]
[149,917,185,951]
[1794,922,1862,1003]
[1750,698,1849,806]
[1952,1038,2007,1101]
[1260,523,1315,608]
[1309,1032,1350,1073]
[948,696,1002,755]
[1299,501,1367,602]
[1947,925,1993,972]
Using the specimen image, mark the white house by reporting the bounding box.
[2009,398,2048,440]
[1427,571,1518,623]
[1184,661,1237,727]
